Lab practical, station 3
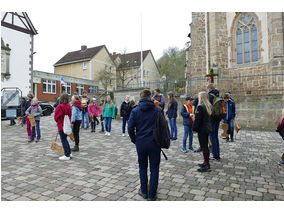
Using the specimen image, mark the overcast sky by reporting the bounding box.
[23,0,192,72]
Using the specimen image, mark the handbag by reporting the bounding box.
[50,133,64,155]
[60,106,72,135]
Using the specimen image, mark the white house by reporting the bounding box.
[1,12,38,97]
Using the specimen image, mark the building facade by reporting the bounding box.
[186,12,284,95]
[54,45,116,91]
[113,50,160,89]
[1,12,38,96]
[33,70,99,102]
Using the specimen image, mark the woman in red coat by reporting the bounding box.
[54,93,72,160]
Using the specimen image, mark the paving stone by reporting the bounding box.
[246,190,263,197]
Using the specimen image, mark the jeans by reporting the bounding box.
[58,130,71,157]
[31,120,41,140]
[100,116,104,132]
[104,117,112,132]
[81,111,89,128]
[183,125,193,149]
[22,117,26,125]
[72,120,81,146]
[209,121,220,158]
[168,118,177,139]
[122,116,129,134]
[136,140,161,199]
[224,118,234,140]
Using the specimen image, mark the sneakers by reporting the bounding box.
[279,160,284,165]
[210,157,221,161]
[36,138,40,143]
[197,165,211,172]
[181,148,188,153]
[138,189,147,199]
[147,195,157,201]
[71,145,79,152]
[105,132,108,136]
[59,155,70,161]
[28,138,34,143]
[122,133,126,137]
[189,148,197,152]
[107,132,110,136]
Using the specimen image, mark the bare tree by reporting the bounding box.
[98,68,114,91]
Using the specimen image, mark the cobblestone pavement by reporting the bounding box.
[1,115,284,201]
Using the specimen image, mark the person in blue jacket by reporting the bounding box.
[180,96,196,153]
[166,92,178,140]
[223,93,236,142]
[128,89,161,201]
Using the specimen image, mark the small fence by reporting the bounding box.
[115,72,284,97]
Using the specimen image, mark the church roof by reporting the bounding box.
[54,45,106,67]
[114,50,151,70]
[1,12,38,35]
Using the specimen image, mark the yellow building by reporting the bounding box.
[54,45,116,91]
[112,50,160,89]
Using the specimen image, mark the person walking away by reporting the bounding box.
[24,94,35,140]
[192,91,212,172]
[223,93,236,142]
[71,95,82,152]
[25,98,42,143]
[102,95,115,136]
[54,93,72,160]
[180,97,196,153]
[166,92,178,141]
[276,108,284,165]
[88,97,98,133]
[128,89,161,201]
[98,99,105,133]
[21,97,26,126]
[81,91,90,129]
[120,95,131,136]
[207,84,222,161]
[153,88,165,113]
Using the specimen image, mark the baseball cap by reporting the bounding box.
[185,96,194,101]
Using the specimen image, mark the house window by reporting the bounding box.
[66,82,71,95]
[43,79,56,94]
[236,13,258,64]
[76,84,84,96]
[83,62,87,70]
[89,86,98,93]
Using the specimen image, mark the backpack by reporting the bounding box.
[210,93,226,120]
[60,106,72,135]
[153,107,171,160]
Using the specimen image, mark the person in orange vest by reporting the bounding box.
[180,97,197,153]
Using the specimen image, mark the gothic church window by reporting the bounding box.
[236,13,258,64]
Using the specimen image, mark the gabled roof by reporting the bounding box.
[54,45,106,67]
[1,12,38,35]
[115,50,151,70]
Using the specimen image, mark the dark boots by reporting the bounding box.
[71,145,79,152]
[198,152,210,172]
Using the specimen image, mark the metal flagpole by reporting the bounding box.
[140,13,143,87]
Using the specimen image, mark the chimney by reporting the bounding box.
[81,45,87,52]
[113,52,116,56]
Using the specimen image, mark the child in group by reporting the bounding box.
[166,92,178,141]
[276,108,284,165]
[24,93,35,140]
[25,98,42,143]
[54,93,72,161]
[88,97,98,133]
[102,95,115,136]
[98,99,105,133]
[180,96,196,153]
[120,95,131,137]
[130,100,136,110]
[71,95,82,152]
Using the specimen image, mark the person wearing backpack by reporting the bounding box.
[54,93,72,161]
[192,91,212,172]
[276,108,284,165]
[223,93,236,142]
[25,98,42,143]
[128,89,161,201]
[71,95,82,152]
[180,96,196,153]
[102,95,115,136]
[207,84,224,161]
[166,92,178,141]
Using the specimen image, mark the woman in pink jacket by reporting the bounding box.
[88,97,98,132]
[98,99,105,133]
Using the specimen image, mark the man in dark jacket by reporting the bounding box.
[224,93,236,142]
[120,95,131,136]
[128,89,161,201]
[207,84,222,161]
